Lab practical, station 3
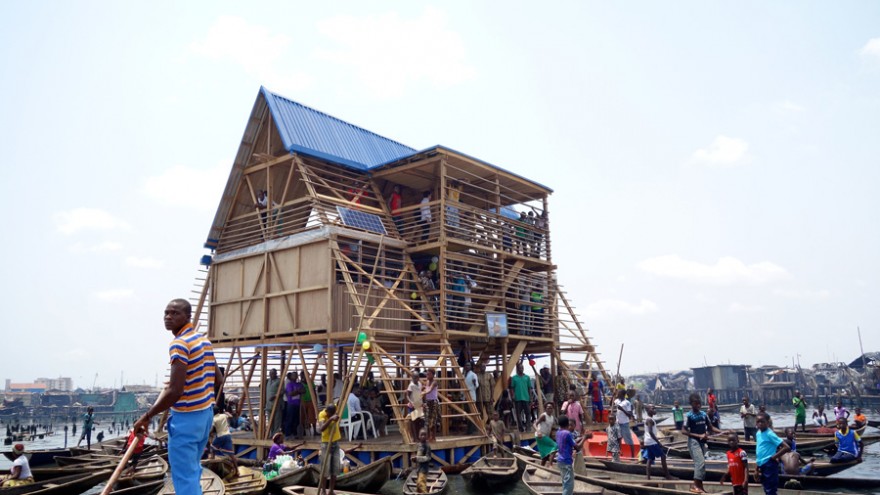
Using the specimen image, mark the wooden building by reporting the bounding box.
[189,87,607,469]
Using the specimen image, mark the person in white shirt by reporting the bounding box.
[1,444,32,487]
[613,389,637,458]
[419,191,432,241]
[464,363,479,433]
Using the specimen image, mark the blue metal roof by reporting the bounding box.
[261,87,417,170]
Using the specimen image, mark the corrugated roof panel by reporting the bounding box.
[262,87,416,169]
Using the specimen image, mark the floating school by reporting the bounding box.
[191,87,608,471]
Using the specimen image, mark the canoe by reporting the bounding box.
[522,463,603,495]
[159,467,225,495]
[461,453,520,487]
[282,486,372,495]
[403,468,447,495]
[704,436,834,454]
[306,456,391,493]
[55,452,121,466]
[1,448,72,467]
[267,465,316,491]
[222,466,267,495]
[69,437,127,456]
[0,469,112,495]
[577,476,866,495]
[868,419,880,428]
[116,456,169,486]
[106,479,165,495]
[593,457,878,489]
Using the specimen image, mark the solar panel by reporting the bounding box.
[336,206,387,235]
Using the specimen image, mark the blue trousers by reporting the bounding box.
[759,458,779,495]
[169,408,213,495]
[559,462,574,495]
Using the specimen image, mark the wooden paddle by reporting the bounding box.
[98,432,142,495]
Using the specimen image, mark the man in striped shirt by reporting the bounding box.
[134,298,217,495]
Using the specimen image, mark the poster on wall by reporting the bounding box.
[486,312,508,338]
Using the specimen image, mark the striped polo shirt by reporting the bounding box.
[169,323,216,413]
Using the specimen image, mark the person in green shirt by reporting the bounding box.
[509,362,533,432]
[792,391,807,433]
[672,400,685,431]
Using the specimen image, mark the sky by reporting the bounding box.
[1,1,879,389]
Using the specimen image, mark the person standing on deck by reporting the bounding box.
[555,368,570,411]
[133,298,217,495]
[510,362,533,432]
[792,391,807,433]
[284,372,303,439]
[422,369,439,442]
[740,396,758,442]
[77,406,97,449]
[389,184,403,234]
[540,365,554,407]
[418,191,432,241]
[588,375,604,422]
[463,363,479,434]
[264,369,282,435]
[477,362,495,421]
[755,412,790,495]
[406,372,424,441]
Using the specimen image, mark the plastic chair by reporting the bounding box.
[352,411,378,439]
[339,406,363,441]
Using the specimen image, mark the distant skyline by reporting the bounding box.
[1,1,878,387]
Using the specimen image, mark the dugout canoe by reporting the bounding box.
[267,465,316,492]
[577,476,871,495]
[1,448,72,467]
[0,469,112,495]
[522,463,603,495]
[704,436,835,454]
[159,467,225,495]
[403,468,447,495]
[332,456,391,493]
[282,486,372,495]
[222,466,267,495]
[461,453,520,487]
[105,479,165,495]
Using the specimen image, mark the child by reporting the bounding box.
[122,429,146,476]
[671,400,684,431]
[682,393,724,494]
[412,428,432,494]
[853,407,866,429]
[720,433,748,495]
[756,412,790,495]
[561,391,584,436]
[606,415,622,462]
[643,404,670,480]
[488,411,507,445]
[781,428,815,475]
[556,416,587,495]
[831,417,862,463]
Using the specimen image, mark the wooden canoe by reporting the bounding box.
[105,479,165,495]
[2,448,72,467]
[282,486,373,495]
[522,463,603,495]
[461,453,520,487]
[222,466,267,495]
[577,476,867,495]
[0,469,112,495]
[403,468,447,495]
[309,457,391,493]
[267,465,316,491]
[593,457,877,489]
[704,436,835,454]
[159,467,225,495]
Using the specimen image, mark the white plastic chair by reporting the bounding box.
[352,411,378,439]
[340,407,364,441]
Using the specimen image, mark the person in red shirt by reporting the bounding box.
[388,184,403,234]
[721,433,748,495]
[123,429,146,476]
[707,388,717,411]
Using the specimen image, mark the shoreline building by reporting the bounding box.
[191,87,607,468]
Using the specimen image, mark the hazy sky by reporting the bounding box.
[2,1,878,388]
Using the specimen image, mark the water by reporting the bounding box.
[2,409,877,494]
